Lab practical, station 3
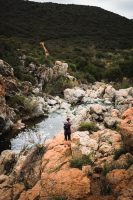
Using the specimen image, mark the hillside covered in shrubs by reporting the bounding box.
[0,0,133,86]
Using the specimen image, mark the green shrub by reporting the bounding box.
[104,66,123,82]
[8,95,26,107]
[36,144,47,156]
[113,145,126,160]
[13,65,36,84]
[113,78,132,89]
[102,163,114,176]
[23,98,37,113]
[43,76,74,96]
[25,56,40,66]
[119,58,133,78]
[100,180,112,196]
[70,155,93,169]
[78,122,99,132]
[102,160,131,176]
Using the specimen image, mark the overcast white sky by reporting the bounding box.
[30,0,133,19]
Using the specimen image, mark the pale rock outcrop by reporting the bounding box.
[47,98,57,106]
[110,109,120,117]
[71,129,122,162]
[71,106,90,130]
[25,96,48,118]
[115,89,133,113]
[104,116,118,128]
[64,87,85,103]
[97,129,121,156]
[53,61,68,77]
[36,61,68,83]
[71,131,98,158]
[90,104,105,115]
[60,101,71,110]
[86,84,105,99]
[103,85,116,101]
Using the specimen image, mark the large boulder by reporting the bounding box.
[71,131,98,158]
[106,165,133,200]
[97,129,122,157]
[115,88,132,105]
[71,105,91,131]
[120,107,133,152]
[71,129,122,161]
[36,61,68,83]
[86,82,106,99]
[40,134,91,200]
[103,85,116,101]
[64,87,85,103]
[24,96,48,119]
[90,104,106,115]
[53,61,68,76]
[104,116,119,128]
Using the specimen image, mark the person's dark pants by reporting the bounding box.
[64,132,71,141]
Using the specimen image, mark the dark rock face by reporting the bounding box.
[0,60,16,136]
[0,117,6,134]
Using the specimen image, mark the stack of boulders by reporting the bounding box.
[71,129,122,164]
[27,60,69,83]
[64,82,133,113]
[64,82,133,130]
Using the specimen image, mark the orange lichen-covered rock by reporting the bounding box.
[19,182,41,200]
[40,134,91,200]
[120,107,133,152]
[106,165,133,200]
[41,169,90,200]
[106,169,127,185]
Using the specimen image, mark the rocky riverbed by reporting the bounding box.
[1,80,133,152]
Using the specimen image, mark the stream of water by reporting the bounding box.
[11,112,65,152]
[0,112,65,153]
[0,98,112,153]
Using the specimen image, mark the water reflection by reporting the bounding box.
[11,112,65,152]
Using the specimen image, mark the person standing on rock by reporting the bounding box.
[64,118,72,142]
